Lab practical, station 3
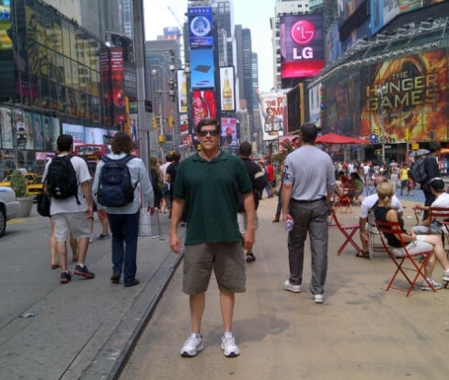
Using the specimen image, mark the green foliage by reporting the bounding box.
[271,140,296,165]
[10,170,28,198]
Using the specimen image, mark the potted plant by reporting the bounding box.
[10,169,33,217]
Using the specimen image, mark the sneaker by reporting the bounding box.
[221,334,240,357]
[74,265,95,279]
[284,280,301,293]
[97,233,110,240]
[313,294,324,304]
[180,334,204,357]
[421,278,443,291]
[443,270,449,282]
[60,271,72,284]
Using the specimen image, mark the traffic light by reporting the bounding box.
[374,127,379,136]
[404,128,410,141]
[168,115,174,128]
[152,116,159,129]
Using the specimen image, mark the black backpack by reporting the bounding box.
[408,156,428,184]
[46,154,80,204]
[97,155,137,207]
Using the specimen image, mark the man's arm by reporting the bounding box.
[81,180,94,219]
[169,198,185,254]
[282,182,293,223]
[242,192,255,250]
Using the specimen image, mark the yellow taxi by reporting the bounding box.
[0,172,38,187]
[27,176,44,200]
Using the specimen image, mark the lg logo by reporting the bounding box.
[290,20,316,60]
[290,20,316,45]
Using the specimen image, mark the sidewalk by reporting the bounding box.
[0,207,182,380]
[117,196,449,380]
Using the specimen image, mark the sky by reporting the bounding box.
[143,0,275,92]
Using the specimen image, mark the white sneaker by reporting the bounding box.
[180,334,204,357]
[284,280,301,293]
[421,278,443,291]
[221,334,240,357]
[313,294,324,304]
[442,270,449,282]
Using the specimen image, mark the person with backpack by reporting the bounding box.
[92,131,155,288]
[237,141,267,262]
[43,134,95,284]
[421,142,442,220]
[166,151,181,219]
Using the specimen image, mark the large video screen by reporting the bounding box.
[280,14,324,79]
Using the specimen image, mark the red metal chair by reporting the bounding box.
[375,219,436,297]
[334,187,355,214]
[331,207,361,255]
[428,207,449,288]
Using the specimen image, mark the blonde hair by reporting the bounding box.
[376,181,395,208]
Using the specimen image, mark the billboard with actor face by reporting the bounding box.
[280,14,325,79]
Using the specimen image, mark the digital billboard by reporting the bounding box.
[177,69,188,114]
[220,117,237,147]
[188,6,213,48]
[192,90,217,128]
[280,14,325,79]
[190,48,215,89]
[219,67,235,112]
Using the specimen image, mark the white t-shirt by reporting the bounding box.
[43,154,91,215]
[360,193,403,219]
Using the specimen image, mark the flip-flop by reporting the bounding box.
[355,251,370,259]
[51,263,60,270]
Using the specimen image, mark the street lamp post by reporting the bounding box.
[151,64,175,162]
[376,84,388,164]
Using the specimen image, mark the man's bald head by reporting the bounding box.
[374,176,388,186]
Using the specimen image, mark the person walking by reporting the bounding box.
[238,141,268,262]
[169,118,255,358]
[92,131,155,287]
[167,151,181,219]
[282,122,335,304]
[43,134,95,284]
[421,142,442,220]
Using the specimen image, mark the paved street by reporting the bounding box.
[119,193,449,380]
[1,189,449,380]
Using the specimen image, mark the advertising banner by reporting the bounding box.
[188,6,213,48]
[219,67,235,112]
[220,117,237,147]
[257,91,287,141]
[190,49,215,89]
[177,69,188,114]
[360,49,448,142]
[192,90,217,128]
[280,14,325,78]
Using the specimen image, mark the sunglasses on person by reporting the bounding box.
[199,129,219,137]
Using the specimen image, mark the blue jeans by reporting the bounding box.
[287,199,329,295]
[107,211,140,285]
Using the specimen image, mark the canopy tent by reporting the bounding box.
[315,133,365,145]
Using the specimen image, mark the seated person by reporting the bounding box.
[334,171,347,197]
[413,178,449,235]
[374,181,449,290]
[347,172,364,203]
[358,176,403,258]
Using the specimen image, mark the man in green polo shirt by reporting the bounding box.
[170,118,255,358]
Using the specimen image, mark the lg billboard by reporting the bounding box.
[280,14,324,79]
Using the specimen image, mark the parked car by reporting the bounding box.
[0,186,20,238]
[0,172,38,187]
[27,176,44,200]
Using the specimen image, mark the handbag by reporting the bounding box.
[36,191,51,217]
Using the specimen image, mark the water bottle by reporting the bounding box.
[284,219,294,232]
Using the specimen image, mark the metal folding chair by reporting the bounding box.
[367,210,385,259]
[428,207,449,288]
[331,207,361,255]
[334,187,355,214]
[375,219,436,297]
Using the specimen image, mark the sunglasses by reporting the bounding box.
[199,129,219,137]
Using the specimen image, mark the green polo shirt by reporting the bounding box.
[173,150,252,245]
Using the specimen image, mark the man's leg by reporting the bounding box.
[189,293,206,333]
[287,202,308,285]
[219,289,235,332]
